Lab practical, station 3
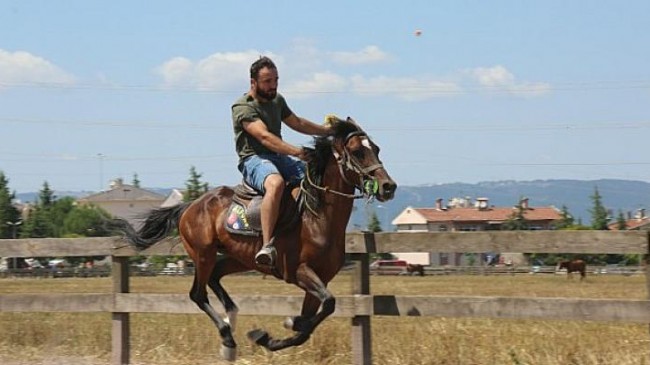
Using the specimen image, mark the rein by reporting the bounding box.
[303,165,364,199]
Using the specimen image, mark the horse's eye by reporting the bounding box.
[352,149,365,159]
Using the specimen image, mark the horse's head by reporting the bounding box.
[327,116,397,202]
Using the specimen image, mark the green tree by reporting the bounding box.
[21,181,56,238]
[63,204,113,237]
[184,166,208,202]
[615,210,627,230]
[367,210,383,233]
[555,205,575,229]
[21,207,54,238]
[0,171,21,239]
[589,187,609,230]
[587,188,625,264]
[50,197,76,237]
[501,200,528,231]
[132,173,141,188]
[38,181,55,208]
[367,210,393,260]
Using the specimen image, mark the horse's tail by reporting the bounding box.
[113,202,191,250]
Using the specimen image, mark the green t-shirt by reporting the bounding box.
[231,93,293,162]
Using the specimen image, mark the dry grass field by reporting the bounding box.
[1,273,649,364]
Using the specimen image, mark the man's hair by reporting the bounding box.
[250,56,277,80]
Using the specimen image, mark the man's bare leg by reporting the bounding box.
[255,174,284,266]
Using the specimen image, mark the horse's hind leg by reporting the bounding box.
[188,250,237,361]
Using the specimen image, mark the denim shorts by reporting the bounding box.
[238,154,305,193]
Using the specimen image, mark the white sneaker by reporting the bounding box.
[255,246,276,267]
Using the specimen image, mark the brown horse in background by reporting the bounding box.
[406,263,425,276]
[116,117,396,361]
[558,259,586,280]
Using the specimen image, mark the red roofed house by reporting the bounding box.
[391,197,563,266]
[608,209,650,231]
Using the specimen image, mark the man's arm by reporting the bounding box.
[242,119,306,159]
[283,113,331,136]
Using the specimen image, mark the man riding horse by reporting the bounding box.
[232,56,332,267]
[115,55,397,361]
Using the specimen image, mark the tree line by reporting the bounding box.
[501,188,640,265]
[1,168,643,267]
[0,167,210,268]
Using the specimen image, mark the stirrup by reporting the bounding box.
[255,245,276,267]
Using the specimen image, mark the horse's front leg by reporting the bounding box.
[248,264,334,351]
[285,285,335,334]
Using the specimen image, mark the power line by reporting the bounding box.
[0,152,233,162]
[1,79,650,93]
[3,116,650,132]
[383,161,650,167]
[0,117,217,129]
[3,151,650,168]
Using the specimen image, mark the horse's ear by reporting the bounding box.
[346,117,363,130]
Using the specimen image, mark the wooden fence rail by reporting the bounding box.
[1,230,649,365]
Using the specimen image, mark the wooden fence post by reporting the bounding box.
[350,231,373,365]
[112,256,130,365]
[645,231,650,359]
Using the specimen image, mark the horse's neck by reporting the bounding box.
[318,159,355,228]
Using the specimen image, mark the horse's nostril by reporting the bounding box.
[382,182,396,194]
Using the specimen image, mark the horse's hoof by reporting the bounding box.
[220,344,237,362]
[247,329,270,346]
[283,316,294,330]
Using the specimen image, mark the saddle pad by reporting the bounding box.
[224,200,262,236]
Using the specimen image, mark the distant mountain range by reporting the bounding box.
[16,179,650,230]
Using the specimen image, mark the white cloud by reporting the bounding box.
[154,47,549,102]
[284,71,348,98]
[154,50,277,90]
[350,75,462,101]
[155,57,194,86]
[469,65,550,96]
[329,46,390,65]
[471,65,515,87]
[0,49,75,87]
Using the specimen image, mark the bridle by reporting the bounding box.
[302,130,384,201]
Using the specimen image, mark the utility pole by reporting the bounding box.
[6,220,22,270]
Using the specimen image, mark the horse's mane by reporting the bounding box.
[301,118,361,213]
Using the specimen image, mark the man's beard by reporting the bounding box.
[256,87,277,101]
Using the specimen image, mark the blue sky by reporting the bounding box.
[1,1,649,193]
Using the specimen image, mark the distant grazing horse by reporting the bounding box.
[406,263,425,276]
[558,259,586,280]
[116,117,396,361]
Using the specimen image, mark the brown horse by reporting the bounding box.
[558,259,586,280]
[116,117,396,361]
[406,263,425,276]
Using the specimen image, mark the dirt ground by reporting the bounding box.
[0,356,107,365]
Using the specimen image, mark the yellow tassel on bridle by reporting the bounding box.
[323,114,341,128]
